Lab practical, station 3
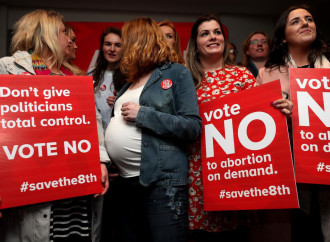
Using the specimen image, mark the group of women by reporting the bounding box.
[0,3,329,242]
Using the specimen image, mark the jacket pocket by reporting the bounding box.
[158,145,185,173]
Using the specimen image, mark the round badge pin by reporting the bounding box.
[100,84,107,91]
[161,79,173,89]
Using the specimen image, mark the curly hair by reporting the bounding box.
[159,20,185,64]
[120,17,178,82]
[186,14,230,88]
[265,4,323,69]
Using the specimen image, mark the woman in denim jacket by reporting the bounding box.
[104,17,202,242]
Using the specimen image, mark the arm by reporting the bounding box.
[95,107,110,197]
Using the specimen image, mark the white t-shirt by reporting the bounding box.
[105,85,144,178]
[94,70,115,131]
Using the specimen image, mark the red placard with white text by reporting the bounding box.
[200,80,298,211]
[0,75,102,209]
[290,68,330,185]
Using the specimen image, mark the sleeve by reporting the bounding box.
[135,68,202,143]
[96,107,111,164]
[0,59,9,74]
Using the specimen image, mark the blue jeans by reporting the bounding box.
[115,176,188,242]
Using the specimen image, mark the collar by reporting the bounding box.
[12,51,35,74]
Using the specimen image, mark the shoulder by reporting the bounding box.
[315,56,330,68]
[225,65,250,73]
[0,55,15,67]
[257,65,288,84]
[224,65,255,78]
[86,67,95,76]
[159,62,191,79]
[161,62,187,72]
[0,51,32,74]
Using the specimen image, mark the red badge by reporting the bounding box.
[100,84,106,91]
[161,79,172,89]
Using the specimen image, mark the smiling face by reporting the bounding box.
[160,25,176,48]
[102,33,123,67]
[246,33,269,61]
[196,20,225,61]
[284,8,316,49]
[67,29,78,62]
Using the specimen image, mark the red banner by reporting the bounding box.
[0,75,102,209]
[290,68,330,185]
[200,80,298,211]
[67,22,228,71]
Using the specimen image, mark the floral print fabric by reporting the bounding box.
[188,65,256,232]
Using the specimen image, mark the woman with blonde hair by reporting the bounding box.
[104,17,202,242]
[159,20,185,64]
[65,23,86,75]
[0,9,109,242]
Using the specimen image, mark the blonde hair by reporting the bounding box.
[120,17,178,82]
[11,9,66,71]
[159,20,185,64]
[64,23,85,75]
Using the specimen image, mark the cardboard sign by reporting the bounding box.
[200,80,298,211]
[0,75,102,209]
[290,68,330,185]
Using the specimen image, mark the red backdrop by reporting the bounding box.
[67,22,228,71]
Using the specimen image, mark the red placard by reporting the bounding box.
[0,75,102,209]
[200,80,298,211]
[290,68,330,185]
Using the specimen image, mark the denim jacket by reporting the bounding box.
[113,62,202,186]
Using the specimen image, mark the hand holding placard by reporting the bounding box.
[200,80,298,211]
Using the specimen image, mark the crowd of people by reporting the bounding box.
[0,3,329,242]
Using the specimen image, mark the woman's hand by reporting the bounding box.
[108,164,119,183]
[94,163,109,198]
[272,98,293,117]
[107,96,116,108]
[121,102,141,122]
[107,90,117,108]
